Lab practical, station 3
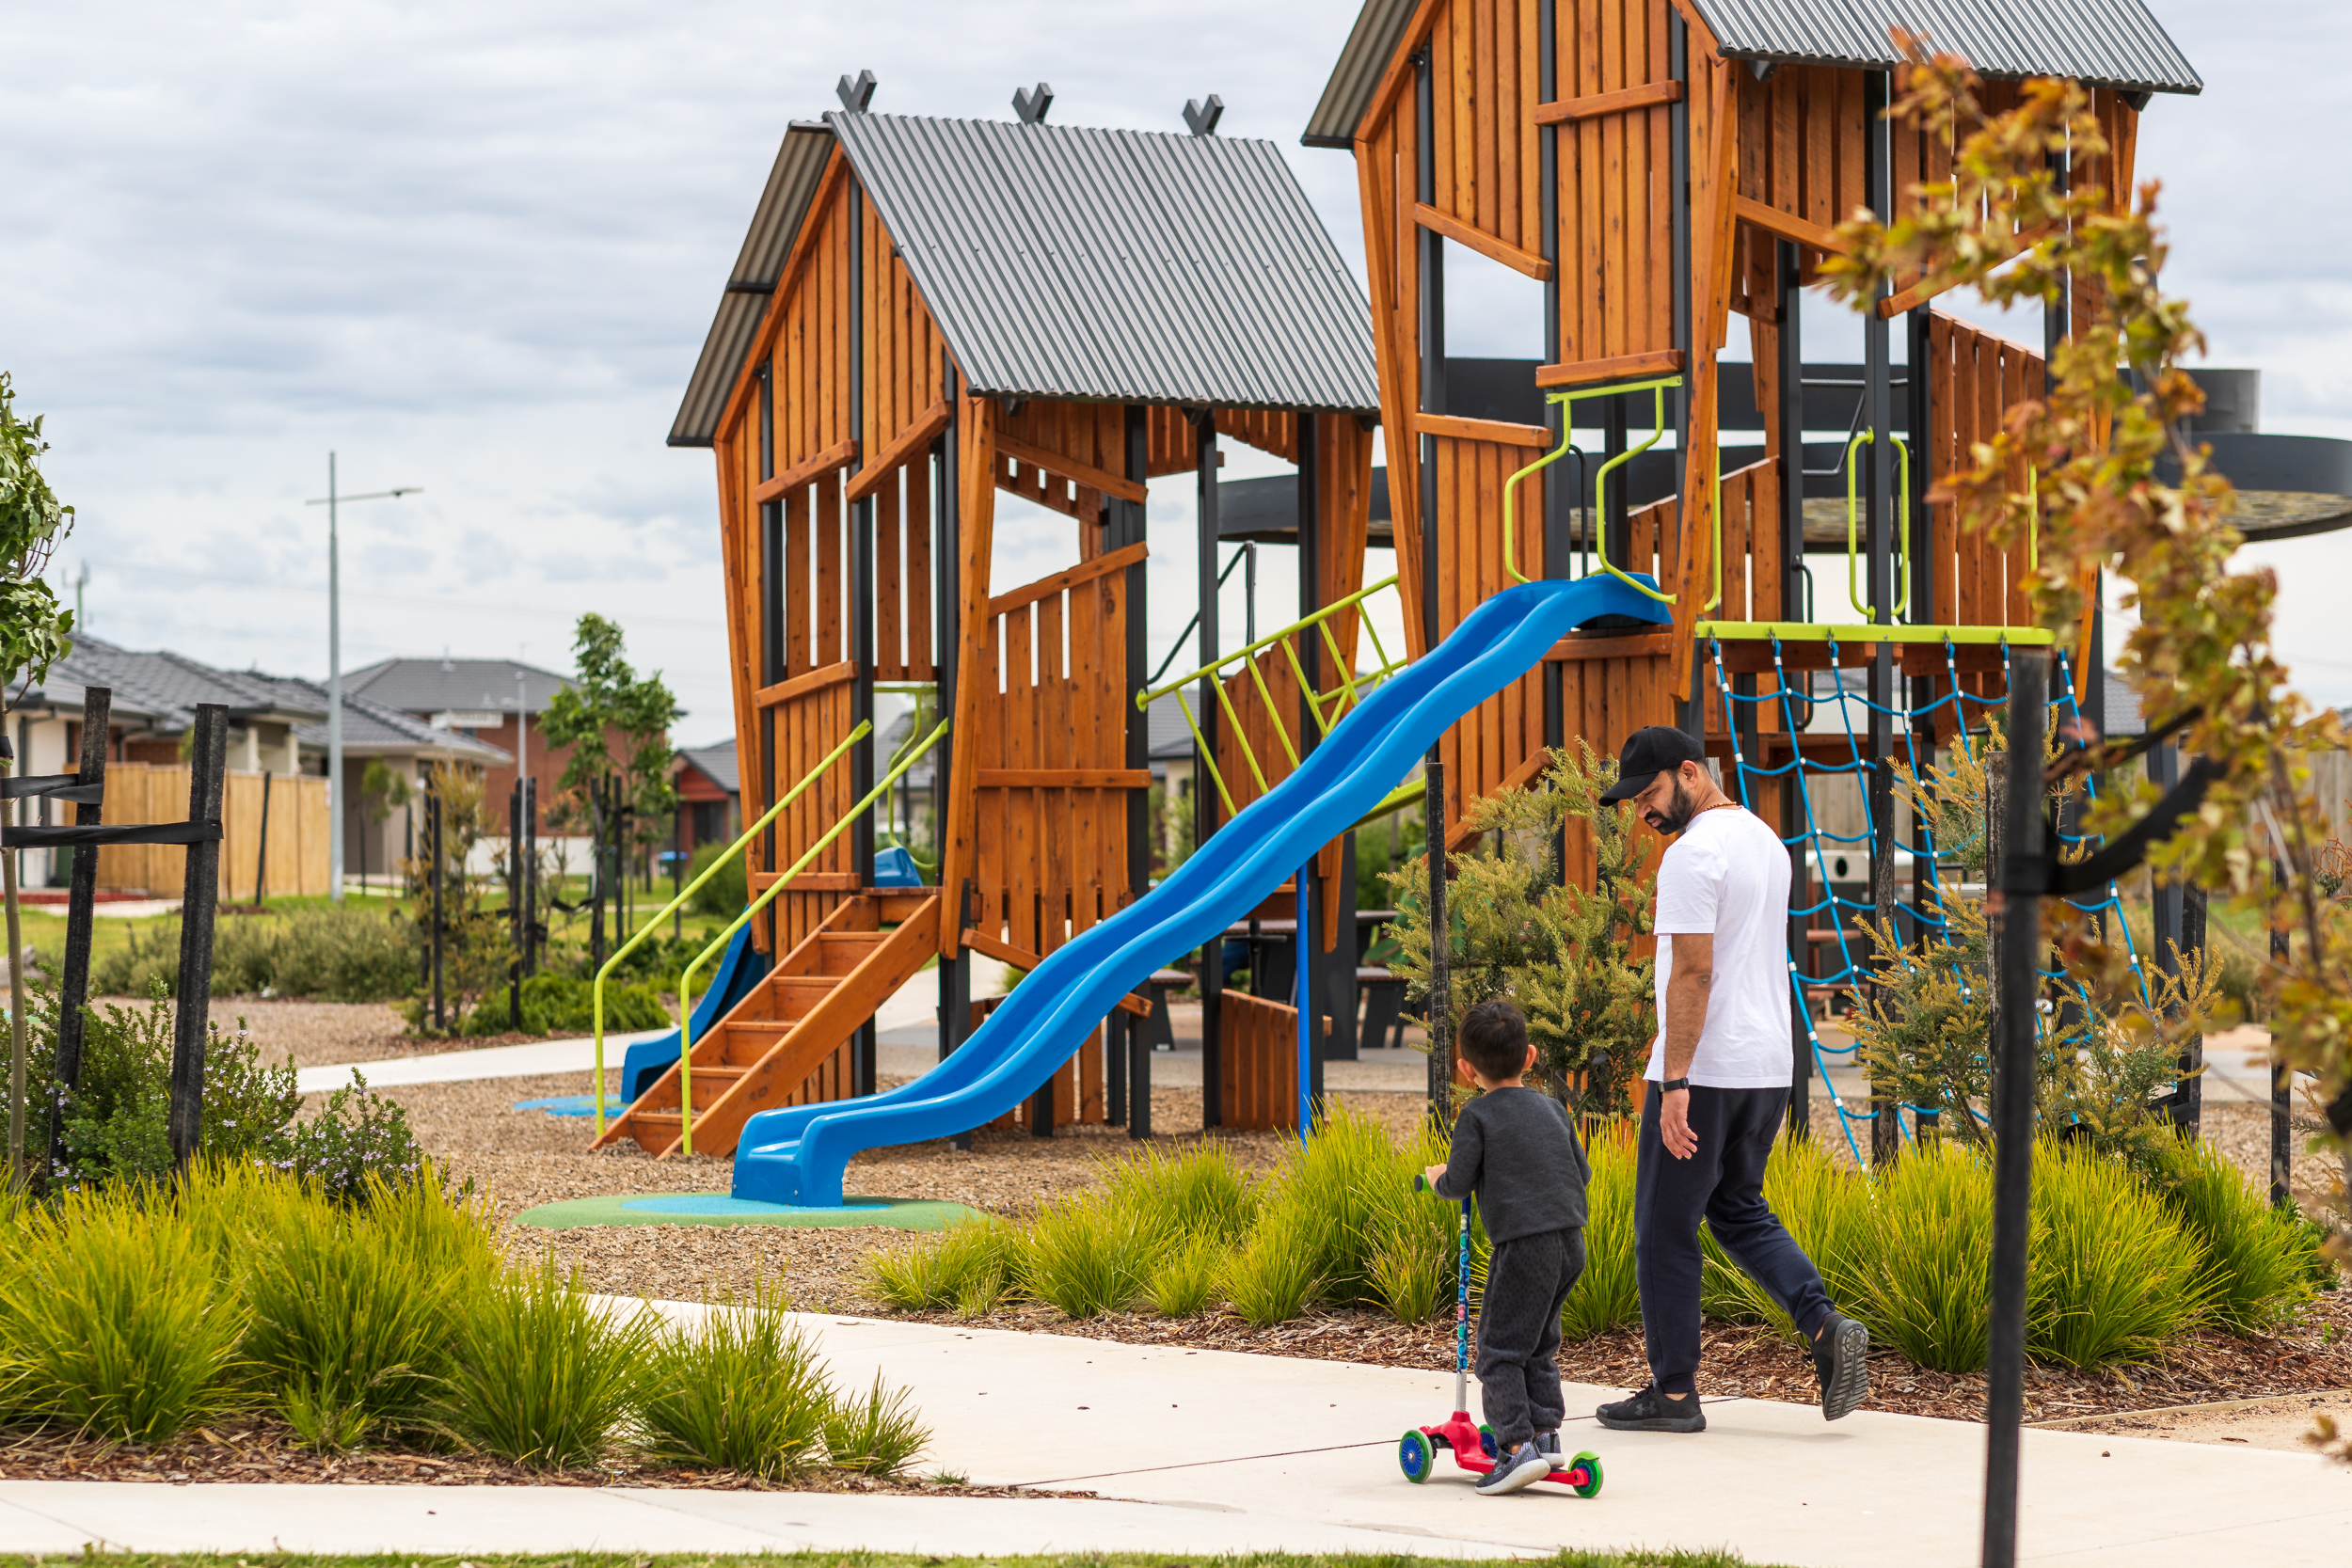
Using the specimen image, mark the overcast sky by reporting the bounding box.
[7,0,2348,739]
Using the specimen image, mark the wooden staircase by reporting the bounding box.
[594,893,941,1160]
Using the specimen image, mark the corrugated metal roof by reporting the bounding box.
[831,111,1379,414]
[1688,0,2200,94]
[1303,0,1422,149]
[669,123,837,449]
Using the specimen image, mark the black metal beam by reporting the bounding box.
[1122,403,1153,1138]
[847,178,877,1100]
[1863,69,1899,1168]
[1197,409,1224,1129]
[1416,43,1452,1119]
[167,704,228,1169]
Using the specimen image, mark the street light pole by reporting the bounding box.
[305,455,421,902]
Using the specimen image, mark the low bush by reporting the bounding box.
[2027,1141,2210,1369]
[0,1185,246,1443]
[435,1258,657,1468]
[1561,1119,1641,1339]
[2159,1134,2321,1333]
[821,1372,930,1476]
[1222,1205,1324,1327]
[1097,1141,1257,1243]
[1018,1194,1157,1319]
[1145,1232,1225,1317]
[456,974,670,1038]
[687,839,750,918]
[96,908,415,1003]
[1256,1104,1410,1308]
[866,1217,1015,1313]
[637,1279,831,1479]
[1360,1118,1457,1325]
[1856,1144,1995,1372]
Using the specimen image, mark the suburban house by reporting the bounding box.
[340,657,577,835]
[673,739,740,854]
[5,637,504,896]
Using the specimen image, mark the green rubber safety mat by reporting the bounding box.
[512,1193,982,1231]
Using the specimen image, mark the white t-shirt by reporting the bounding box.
[1645,804,1793,1089]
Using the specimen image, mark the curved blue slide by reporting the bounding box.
[733,574,1672,1206]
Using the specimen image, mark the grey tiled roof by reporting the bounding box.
[290,687,509,764]
[677,738,740,796]
[340,657,574,717]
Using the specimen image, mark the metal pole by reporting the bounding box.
[1,731,24,1181]
[1982,648,2048,1568]
[168,704,230,1169]
[253,770,273,906]
[328,452,342,902]
[510,777,525,1030]
[430,789,445,1033]
[523,775,538,976]
[2271,859,2292,1206]
[1414,40,1453,1120]
[1196,411,1224,1129]
[1863,70,1899,1169]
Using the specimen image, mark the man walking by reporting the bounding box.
[1593,727,1870,1433]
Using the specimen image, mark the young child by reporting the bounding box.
[1422,998,1593,1496]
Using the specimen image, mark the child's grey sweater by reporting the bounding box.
[1431,1086,1591,1242]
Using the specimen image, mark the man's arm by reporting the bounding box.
[1661,931,1715,1081]
[1658,931,1713,1160]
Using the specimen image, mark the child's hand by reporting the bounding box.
[1422,1162,1448,1189]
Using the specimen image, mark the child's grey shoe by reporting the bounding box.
[1475,1440,1552,1495]
[1595,1386,1707,1433]
[1814,1311,1870,1421]
[1536,1430,1564,1467]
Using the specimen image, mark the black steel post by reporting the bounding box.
[522,775,538,977]
[1296,409,1330,1108]
[759,360,782,958]
[510,778,525,1028]
[1863,70,1899,1168]
[936,355,974,1151]
[1197,409,1225,1128]
[2270,860,2291,1206]
[1983,649,2048,1568]
[253,770,272,906]
[48,685,111,1180]
[1538,0,1566,777]
[167,704,229,1170]
[589,776,607,977]
[1121,402,1152,1134]
[847,177,878,1101]
[1777,241,1812,1136]
[1416,40,1454,1120]
[430,789,446,1033]
[1669,10,1692,455]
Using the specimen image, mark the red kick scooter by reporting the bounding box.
[1398,1177,1603,1496]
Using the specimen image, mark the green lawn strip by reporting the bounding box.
[64,1554,1785,1568]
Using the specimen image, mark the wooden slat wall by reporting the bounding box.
[965,549,1136,1120]
[1217,990,1303,1132]
[1555,0,1676,367]
[857,197,948,463]
[995,400,1126,525]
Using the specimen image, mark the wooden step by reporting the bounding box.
[590,893,943,1160]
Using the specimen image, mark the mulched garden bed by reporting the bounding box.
[0,1418,1074,1497]
[872,1283,2352,1427]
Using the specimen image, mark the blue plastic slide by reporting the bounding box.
[619,924,769,1103]
[733,574,1672,1206]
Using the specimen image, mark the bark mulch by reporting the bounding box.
[0,1418,1068,1497]
[864,1283,2352,1428]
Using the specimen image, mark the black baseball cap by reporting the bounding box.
[1599,726,1706,802]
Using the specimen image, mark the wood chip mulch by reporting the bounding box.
[865,1283,2352,1427]
[0,1418,1072,1497]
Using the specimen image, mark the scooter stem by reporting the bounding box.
[1454,1194,1471,1413]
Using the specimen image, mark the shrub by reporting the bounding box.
[637,1279,831,1478]
[279,1071,433,1201]
[1359,1117,1458,1325]
[240,1187,455,1449]
[435,1257,656,1467]
[688,838,750,918]
[1857,1144,1995,1372]
[0,1186,246,1443]
[97,908,415,1003]
[821,1372,930,1476]
[2027,1141,2210,1369]
[864,1218,1014,1313]
[1222,1205,1324,1327]
[460,974,669,1037]
[1146,1232,1225,1317]
[1561,1119,1641,1339]
[2159,1133,2320,1334]
[1259,1104,1404,1307]
[1097,1141,1257,1243]
[1018,1194,1157,1319]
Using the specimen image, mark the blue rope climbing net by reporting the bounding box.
[1706,633,2152,1166]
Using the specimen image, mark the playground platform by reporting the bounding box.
[5,1306,2343,1563]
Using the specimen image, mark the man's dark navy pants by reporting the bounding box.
[1633,1084,1833,1396]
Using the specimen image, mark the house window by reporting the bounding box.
[691,800,728,846]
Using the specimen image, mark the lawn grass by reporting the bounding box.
[68,1554,1787,1568]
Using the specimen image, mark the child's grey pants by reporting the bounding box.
[1474,1226,1586,1449]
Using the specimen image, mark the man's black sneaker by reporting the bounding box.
[1594,1386,1706,1433]
[1475,1439,1553,1495]
[1813,1311,1870,1421]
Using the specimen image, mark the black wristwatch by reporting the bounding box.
[1660,1077,1692,1094]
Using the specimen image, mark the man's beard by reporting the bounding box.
[1645,777,1701,835]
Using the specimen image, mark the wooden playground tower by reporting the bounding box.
[621,78,1385,1156]
[1308,0,2200,1148]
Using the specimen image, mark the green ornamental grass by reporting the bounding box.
[1560,1120,1641,1339]
[1018,1194,1157,1318]
[2159,1133,2319,1334]
[435,1257,656,1468]
[0,1185,246,1444]
[1857,1143,1995,1372]
[2026,1140,2211,1369]
[1145,1232,1226,1317]
[1221,1204,1325,1327]
[636,1279,832,1478]
[821,1372,930,1476]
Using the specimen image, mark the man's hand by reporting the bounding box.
[1422,1162,1449,1190]
[1660,1086,1698,1160]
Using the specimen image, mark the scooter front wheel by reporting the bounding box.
[1398,1428,1435,1483]
[1565,1449,1604,1497]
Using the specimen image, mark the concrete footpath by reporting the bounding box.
[3,1308,2345,1562]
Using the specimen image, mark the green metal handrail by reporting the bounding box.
[1138,575,1406,818]
[591,721,869,1135]
[1692,620,2056,645]
[1844,430,1913,623]
[1587,376,1682,603]
[670,718,950,1156]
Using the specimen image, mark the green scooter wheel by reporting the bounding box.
[1566,1449,1604,1497]
[1398,1429,1435,1483]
